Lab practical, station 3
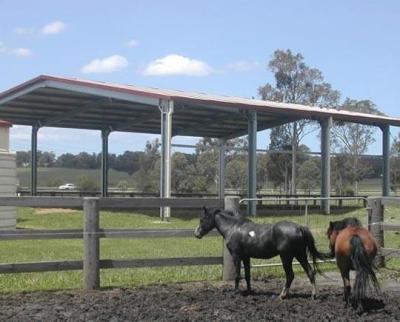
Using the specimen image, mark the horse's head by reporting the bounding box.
[327,221,340,251]
[194,206,220,239]
[326,221,334,238]
[327,218,362,239]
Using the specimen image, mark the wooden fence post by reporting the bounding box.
[83,197,100,289]
[367,197,385,267]
[222,197,240,281]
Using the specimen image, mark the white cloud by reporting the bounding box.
[81,54,128,74]
[125,39,139,48]
[0,42,32,58]
[227,60,261,72]
[12,48,32,57]
[144,54,212,76]
[14,27,35,35]
[40,20,66,35]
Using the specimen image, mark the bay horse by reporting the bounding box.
[194,207,330,299]
[327,218,380,310]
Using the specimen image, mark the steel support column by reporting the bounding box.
[159,99,174,221]
[320,117,332,214]
[101,129,110,197]
[31,124,39,196]
[218,139,226,199]
[247,110,257,216]
[381,125,390,196]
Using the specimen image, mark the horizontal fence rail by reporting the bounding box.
[0,196,224,209]
[3,196,391,290]
[0,257,224,274]
[0,229,220,240]
[0,196,231,290]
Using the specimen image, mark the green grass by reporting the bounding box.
[17,167,394,195]
[0,206,398,293]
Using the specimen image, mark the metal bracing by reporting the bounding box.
[101,129,111,197]
[224,115,301,140]
[247,110,257,216]
[320,117,332,214]
[381,125,390,196]
[111,113,157,132]
[159,99,174,220]
[218,139,226,199]
[38,99,107,127]
[31,124,39,196]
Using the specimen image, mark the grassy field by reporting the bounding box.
[2,205,398,294]
[17,167,389,196]
[17,167,136,188]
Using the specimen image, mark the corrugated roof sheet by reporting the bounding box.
[0,75,399,137]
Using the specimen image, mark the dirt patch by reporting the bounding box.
[34,208,79,215]
[0,278,399,321]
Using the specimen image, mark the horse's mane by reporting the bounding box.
[217,209,251,224]
[329,217,362,234]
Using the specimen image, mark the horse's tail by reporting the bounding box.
[301,226,332,274]
[350,235,380,304]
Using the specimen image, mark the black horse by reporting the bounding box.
[194,207,330,299]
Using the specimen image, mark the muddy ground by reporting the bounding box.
[1,274,399,322]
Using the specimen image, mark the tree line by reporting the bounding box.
[16,150,144,174]
[15,137,385,195]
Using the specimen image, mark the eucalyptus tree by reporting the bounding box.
[331,99,383,194]
[298,158,321,194]
[258,49,340,194]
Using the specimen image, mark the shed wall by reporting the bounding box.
[0,152,16,228]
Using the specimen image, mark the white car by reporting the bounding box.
[58,183,76,190]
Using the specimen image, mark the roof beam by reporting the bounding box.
[110,113,158,132]
[0,82,47,106]
[44,79,160,106]
[38,99,108,127]
[223,115,301,139]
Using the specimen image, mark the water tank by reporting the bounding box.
[0,121,16,228]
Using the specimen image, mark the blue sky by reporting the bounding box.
[1,0,399,155]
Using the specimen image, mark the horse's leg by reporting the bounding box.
[337,256,351,306]
[296,253,317,299]
[279,254,294,300]
[242,257,252,294]
[233,255,241,293]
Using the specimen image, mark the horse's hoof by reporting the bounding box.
[310,294,317,300]
[279,294,288,300]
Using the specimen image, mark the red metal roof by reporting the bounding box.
[0,75,399,137]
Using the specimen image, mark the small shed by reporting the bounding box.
[0,120,16,228]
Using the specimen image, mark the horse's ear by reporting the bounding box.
[329,221,333,228]
[202,206,208,214]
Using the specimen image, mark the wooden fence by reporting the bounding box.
[0,196,240,289]
[367,197,400,266]
[17,189,367,208]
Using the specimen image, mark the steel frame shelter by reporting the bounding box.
[1,75,400,216]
